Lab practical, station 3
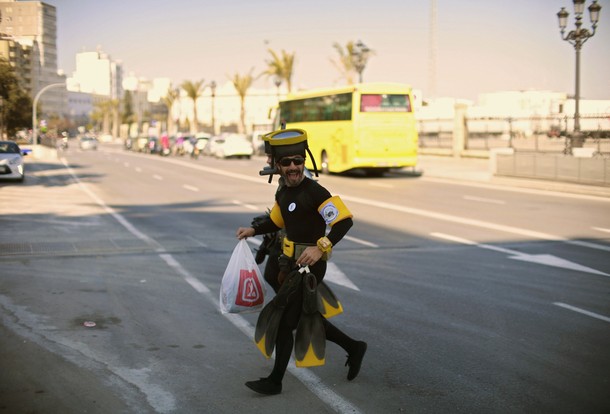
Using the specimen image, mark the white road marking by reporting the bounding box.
[108,149,610,254]
[344,235,379,248]
[135,167,142,173]
[159,253,210,293]
[123,162,130,167]
[325,262,360,291]
[0,217,99,226]
[341,194,610,253]
[421,176,610,203]
[60,158,361,414]
[232,200,259,210]
[431,232,609,277]
[554,302,610,324]
[592,227,610,234]
[463,195,505,205]
[182,184,199,192]
[153,174,163,180]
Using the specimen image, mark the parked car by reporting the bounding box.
[202,134,225,157]
[250,130,270,156]
[0,140,27,182]
[79,136,98,150]
[213,133,254,159]
[192,133,211,158]
[180,135,196,155]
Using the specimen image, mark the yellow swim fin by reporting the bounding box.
[254,268,302,358]
[317,281,343,318]
[295,271,326,367]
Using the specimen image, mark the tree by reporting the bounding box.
[181,80,205,134]
[331,41,374,84]
[263,49,295,93]
[330,41,357,85]
[92,99,113,135]
[161,87,179,135]
[122,90,135,124]
[110,99,120,139]
[228,69,258,134]
[0,59,33,138]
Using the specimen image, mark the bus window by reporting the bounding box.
[360,94,411,112]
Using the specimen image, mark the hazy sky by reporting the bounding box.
[49,0,610,102]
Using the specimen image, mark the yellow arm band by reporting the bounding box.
[269,202,284,228]
[317,236,333,254]
[318,196,353,227]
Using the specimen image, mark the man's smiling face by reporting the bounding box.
[277,155,305,187]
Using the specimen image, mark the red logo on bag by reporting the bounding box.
[236,269,264,307]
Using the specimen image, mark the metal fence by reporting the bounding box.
[418,114,610,156]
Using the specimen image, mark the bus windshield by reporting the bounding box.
[360,94,411,113]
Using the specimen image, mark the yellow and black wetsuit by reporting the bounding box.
[253,178,353,264]
[251,177,358,384]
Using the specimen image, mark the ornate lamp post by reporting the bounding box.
[32,82,66,145]
[557,0,602,150]
[209,80,217,135]
[351,40,371,83]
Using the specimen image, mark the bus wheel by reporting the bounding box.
[321,151,330,174]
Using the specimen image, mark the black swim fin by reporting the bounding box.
[295,269,326,367]
[254,300,283,358]
[317,281,343,318]
[254,268,302,358]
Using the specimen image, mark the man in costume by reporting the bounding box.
[236,128,367,395]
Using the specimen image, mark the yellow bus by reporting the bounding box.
[275,82,418,175]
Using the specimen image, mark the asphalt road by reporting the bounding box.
[1,144,609,413]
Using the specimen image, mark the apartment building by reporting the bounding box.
[0,0,66,116]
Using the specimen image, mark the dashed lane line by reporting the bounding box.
[554,302,610,324]
[59,157,363,414]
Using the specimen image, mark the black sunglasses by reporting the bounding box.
[278,157,305,167]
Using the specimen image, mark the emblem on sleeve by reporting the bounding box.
[288,202,296,212]
[321,203,339,224]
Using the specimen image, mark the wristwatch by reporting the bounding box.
[317,236,332,254]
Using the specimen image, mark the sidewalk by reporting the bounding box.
[417,155,610,198]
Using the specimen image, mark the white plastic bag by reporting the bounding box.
[219,239,266,314]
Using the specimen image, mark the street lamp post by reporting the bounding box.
[557,0,602,150]
[351,40,371,83]
[32,82,66,145]
[209,80,217,135]
[274,76,282,102]
[0,96,4,140]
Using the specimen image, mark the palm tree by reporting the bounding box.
[228,69,258,134]
[181,79,205,134]
[263,49,295,93]
[110,99,120,139]
[161,87,179,135]
[331,41,374,84]
[331,41,357,84]
[92,99,113,135]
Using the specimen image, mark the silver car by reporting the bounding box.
[0,141,27,182]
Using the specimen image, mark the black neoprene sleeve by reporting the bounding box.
[326,218,353,246]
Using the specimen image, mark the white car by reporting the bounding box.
[213,133,254,159]
[0,141,27,182]
[79,136,98,150]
